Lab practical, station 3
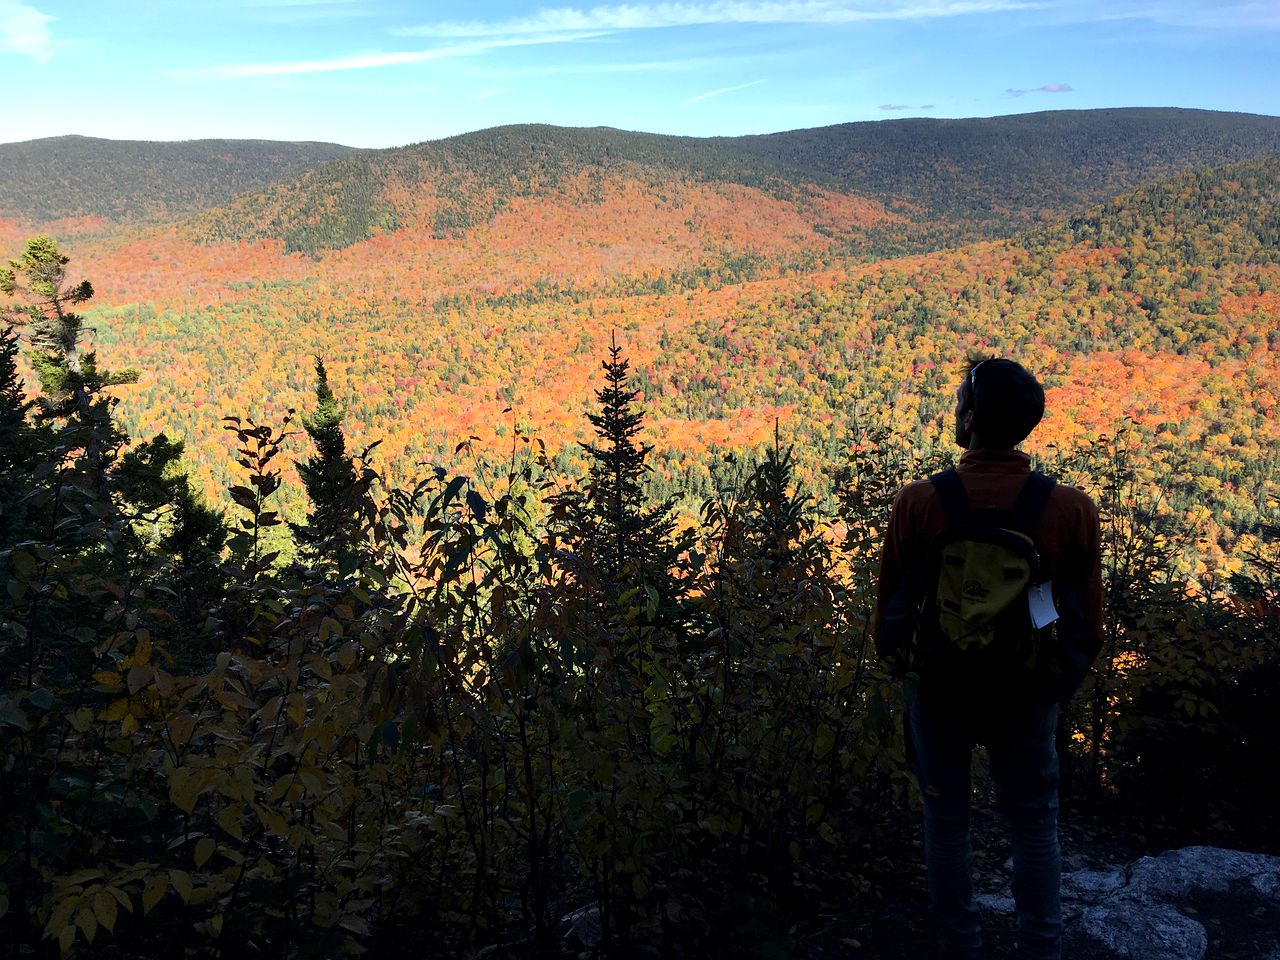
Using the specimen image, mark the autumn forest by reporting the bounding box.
[1,108,1278,958]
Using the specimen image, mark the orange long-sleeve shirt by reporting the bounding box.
[874,448,1104,680]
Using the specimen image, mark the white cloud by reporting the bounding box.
[0,1,54,63]
[472,56,727,77]
[1006,81,1073,96]
[684,78,765,103]
[178,33,605,80]
[397,1,1047,38]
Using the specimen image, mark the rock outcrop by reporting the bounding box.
[977,846,1280,959]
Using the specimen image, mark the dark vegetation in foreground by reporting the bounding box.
[1,239,1278,958]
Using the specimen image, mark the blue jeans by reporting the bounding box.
[908,692,1062,960]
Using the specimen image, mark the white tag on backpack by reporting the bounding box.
[1028,581,1059,629]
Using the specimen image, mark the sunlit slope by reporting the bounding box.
[68,155,1278,546]
[0,136,360,229]
[193,109,1280,257]
[192,123,892,257]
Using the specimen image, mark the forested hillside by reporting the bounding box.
[43,153,1276,573]
[733,108,1280,244]
[0,136,359,227]
[188,108,1280,255]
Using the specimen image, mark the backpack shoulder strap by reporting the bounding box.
[1010,471,1057,536]
[929,468,970,526]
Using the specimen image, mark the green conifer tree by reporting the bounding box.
[293,357,367,573]
[0,323,47,545]
[115,433,227,638]
[574,337,683,592]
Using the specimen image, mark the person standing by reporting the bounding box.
[875,357,1103,960]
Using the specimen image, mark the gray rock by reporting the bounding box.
[1253,871,1280,896]
[1062,868,1127,904]
[1081,901,1208,960]
[1128,846,1280,901]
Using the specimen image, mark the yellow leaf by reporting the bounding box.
[134,631,152,664]
[99,699,129,722]
[216,803,244,841]
[64,869,104,885]
[194,837,215,868]
[169,768,199,814]
[75,905,97,942]
[58,924,75,955]
[142,876,166,914]
[189,886,215,906]
[169,870,193,904]
[307,654,334,681]
[257,806,289,838]
[107,886,132,912]
[92,890,117,933]
[46,895,78,935]
[93,671,123,691]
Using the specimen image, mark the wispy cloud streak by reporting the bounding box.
[1005,81,1073,96]
[178,33,604,79]
[684,78,765,103]
[0,1,54,62]
[398,1,1047,38]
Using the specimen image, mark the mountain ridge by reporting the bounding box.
[0,136,361,226]
[6,108,1280,260]
[192,107,1280,256]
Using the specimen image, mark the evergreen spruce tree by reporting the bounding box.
[2,238,225,655]
[292,357,367,573]
[0,324,47,546]
[115,434,227,639]
[576,337,682,593]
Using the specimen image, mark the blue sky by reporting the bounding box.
[0,1,1276,147]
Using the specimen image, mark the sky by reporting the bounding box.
[0,0,1276,148]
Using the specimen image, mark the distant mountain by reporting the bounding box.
[732,108,1280,237]
[5,109,1278,258]
[0,136,361,226]
[192,108,1280,255]
[192,123,861,254]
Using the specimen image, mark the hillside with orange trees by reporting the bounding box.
[0,112,1275,559]
[3,113,1280,959]
[15,151,1263,563]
